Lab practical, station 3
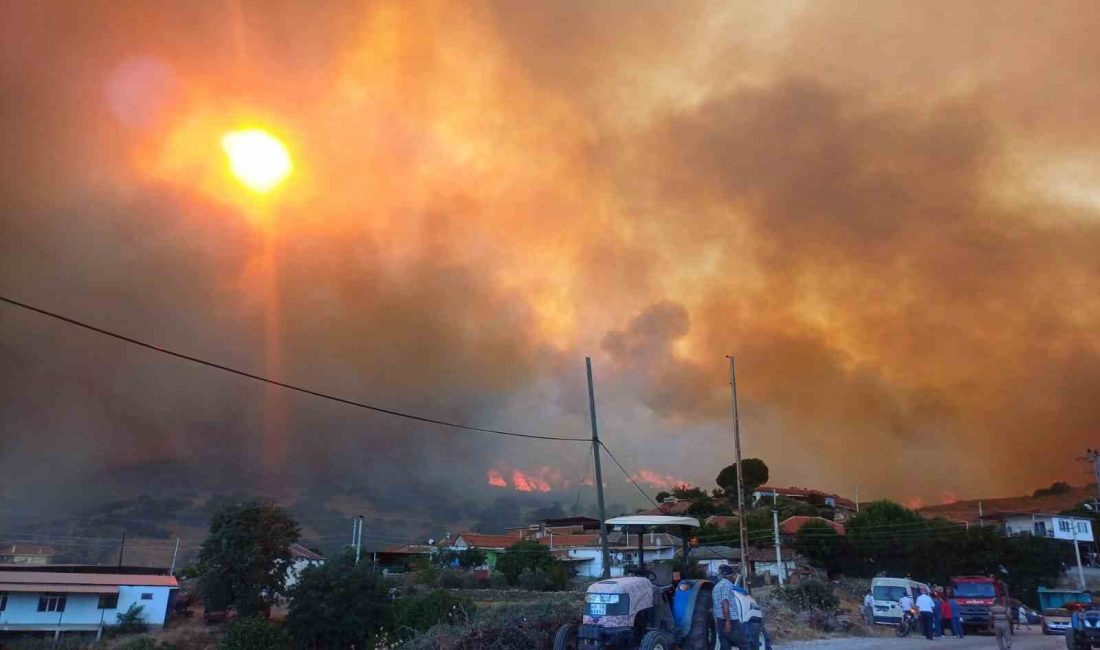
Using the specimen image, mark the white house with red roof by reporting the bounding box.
[0,569,177,640]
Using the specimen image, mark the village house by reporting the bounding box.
[0,545,55,566]
[779,515,846,536]
[0,569,177,640]
[284,543,325,589]
[752,486,858,522]
[981,512,1094,542]
[445,533,518,568]
[746,547,801,580]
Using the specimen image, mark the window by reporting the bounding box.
[0,592,7,612]
[37,593,66,612]
[1034,521,1047,536]
[98,594,119,609]
[1059,520,1074,533]
[140,593,153,600]
[1078,521,1089,533]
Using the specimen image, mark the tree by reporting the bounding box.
[672,484,708,500]
[197,501,301,616]
[845,500,928,575]
[494,540,558,586]
[220,616,291,650]
[793,521,849,574]
[436,548,487,568]
[655,491,671,503]
[715,458,769,502]
[287,550,390,648]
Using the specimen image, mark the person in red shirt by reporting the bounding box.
[939,591,954,638]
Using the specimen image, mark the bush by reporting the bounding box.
[218,617,290,650]
[119,639,158,650]
[518,568,548,592]
[389,590,475,638]
[776,579,840,612]
[460,572,486,590]
[440,569,465,589]
[547,563,569,591]
[398,599,578,650]
[414,561,438,586]
[114,603,149,634]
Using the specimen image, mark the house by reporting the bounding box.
[753,486,858,521]
[0,570,177,640]
[638,497,693,517]
[284,544,324,589]
[532,530,682,579]
[747,547,801,579]
[446,533,520,568]
[703,515,739,529]
[374,543,433,571]
[504,516,605,542]
[0,545,55,566]
[688,545,740,576]
[982,512,1094,542]
[779,516,846,536]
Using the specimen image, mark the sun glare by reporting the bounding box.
[221,128,293,193]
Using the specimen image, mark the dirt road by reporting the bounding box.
[779,628,1065,649]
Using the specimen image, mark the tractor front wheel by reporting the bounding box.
[639,630,671,650]
[553,623,578,650]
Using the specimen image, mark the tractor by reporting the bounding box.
[553,515,764,650]
[1066,593,1100,649]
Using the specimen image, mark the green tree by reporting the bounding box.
[494,540,558,587]
[197,501,301,616]
[287,550,390,648]
[793,521,848,574]
[715,459,769,504]
[673,484,708,500]
[219,616,291,650]
[437,548,487,568]
[655,491,671,503]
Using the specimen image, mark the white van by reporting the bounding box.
[871,577,929,626]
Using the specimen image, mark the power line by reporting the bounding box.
[0,294,589,443]
[598,442,660,509]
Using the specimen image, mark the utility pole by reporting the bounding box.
[727,355,749,589]
[117,533,126,569]
[169,538,181,575]
[855,486,860,513]
[1086,449,1100,512]
[772,505,785,585]
[586,357,611,579]
[354,516,364,565]
[1073,525,1086,590]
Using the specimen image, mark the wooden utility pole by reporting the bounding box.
[586,357,611,579]
[727,356,749,588]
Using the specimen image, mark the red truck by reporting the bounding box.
[951,575,1007,632]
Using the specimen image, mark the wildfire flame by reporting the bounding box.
[486,465,564,493]
[629,469,686,491]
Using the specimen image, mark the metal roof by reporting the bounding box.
[605,516,700,528]
[0,571,177,588]
[0,584,119,594]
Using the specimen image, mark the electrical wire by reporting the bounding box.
[597,441,660,509]
[0,294,589,442]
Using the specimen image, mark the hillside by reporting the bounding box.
[919,483,1096,522]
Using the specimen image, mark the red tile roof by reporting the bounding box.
[704,515,739,528]
[536,533,600,548]
[453,533,521,549]
[289,543,325,561]
[757,487,857,511]
[779,516,846,536]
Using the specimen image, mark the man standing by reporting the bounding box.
[713,565,744,650]
[862,590,875,626]
[990,596,1013,649]
[916,588,935,640]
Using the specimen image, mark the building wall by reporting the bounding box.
[1005,516,1094,542]
[0,586,173,630]
[753,560,797,578]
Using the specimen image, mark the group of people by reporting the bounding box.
[862,586,1031,649]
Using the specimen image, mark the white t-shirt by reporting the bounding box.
[916,594,935,613]
[899,595,914,611]
[864,594,875,607]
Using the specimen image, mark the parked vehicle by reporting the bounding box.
[1039,588,1093,635]
[951,575,1007,632]
[871,577,929,627]
[553,515,763,650]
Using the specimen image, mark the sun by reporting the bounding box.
[221,128,293,193]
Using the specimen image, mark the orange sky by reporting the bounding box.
[1,0,1098,506]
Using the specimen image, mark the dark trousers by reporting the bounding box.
[920,612,934,639]
[718,620,759,650]
[940,618,952,636]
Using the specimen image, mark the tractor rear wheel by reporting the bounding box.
[639,630,671,650]
[685,590,716,650]
[553,623,578,650]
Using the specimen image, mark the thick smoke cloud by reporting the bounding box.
[2,0,1098,519]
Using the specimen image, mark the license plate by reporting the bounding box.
[589,603,607,616]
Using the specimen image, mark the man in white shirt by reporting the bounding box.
[899,592,914,613]
[862,590,875,625]
[916,589,936,640]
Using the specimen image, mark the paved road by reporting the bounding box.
[780,627,1065,649]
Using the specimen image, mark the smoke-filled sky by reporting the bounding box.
[2,0,1099,513]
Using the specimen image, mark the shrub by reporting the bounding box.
[518,568,549,592]
[114,603,149,634]
[119,639,157,650]
[776,579,840,612]
[389,590,475,638]
[218,616,290,650]
[546,563,569,591]
[399,599,578,650]
[439,568,465,589]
